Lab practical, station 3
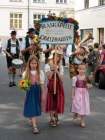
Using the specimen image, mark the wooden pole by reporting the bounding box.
[54,47,57,95]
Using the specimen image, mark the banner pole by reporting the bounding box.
[54,46,57,95]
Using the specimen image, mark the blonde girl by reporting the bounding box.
[23,55,45,134]
[71,64,91,128]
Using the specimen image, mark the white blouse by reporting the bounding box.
[22,70,45,84]
[72,76,77,87]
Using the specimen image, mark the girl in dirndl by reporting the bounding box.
[45,50,64,127]
[23,55,45,134]
[71,64,92,128]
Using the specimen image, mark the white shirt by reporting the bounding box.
[10,40,16,54]
[21,37,32,51]
[19,39,26,51]
[41,44,47,51]
[22,70,45,84]
[2,39,17,54]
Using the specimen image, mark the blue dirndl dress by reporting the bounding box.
[24,83,41,118]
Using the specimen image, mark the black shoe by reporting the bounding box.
[12,82,16,86]
[9,82,13,87]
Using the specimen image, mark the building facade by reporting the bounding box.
[0,0,74,38]
[75,0,105,44]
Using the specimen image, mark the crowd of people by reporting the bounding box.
[0,28,105,134]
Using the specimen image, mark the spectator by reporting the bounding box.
[0,38,2,53]
[100,44,105,65]
[87,43,100,75]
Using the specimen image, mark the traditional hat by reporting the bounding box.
[27,28,35,34]
[10,30,17,35]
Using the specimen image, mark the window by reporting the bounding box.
[56,0,67,4]
[33,0,45,3]
[99,0,105,5]
[10,13,22,29]
[84,0,89,8]
[10,0,21,1]
[80,29,93,45]
[33,14,45,23]
[98,28,104,45]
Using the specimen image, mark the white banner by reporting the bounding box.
[39,21,74,44]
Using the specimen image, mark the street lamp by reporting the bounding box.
[28,0,30,29]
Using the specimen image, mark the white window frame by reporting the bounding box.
[33,14,45,23]
[33,0,45,3]
[84,0,89,9]
[99,0,105,5]
[10,0,22,2]
[10,13,22,30]
[56,0,67,4]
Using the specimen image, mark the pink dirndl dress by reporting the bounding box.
[71,76,90,115]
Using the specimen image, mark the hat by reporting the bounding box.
[27,28,35,34]
[10,30,17,35]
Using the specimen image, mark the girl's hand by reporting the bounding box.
[53,65,57,70]
[47,71,53,80]
[55,69,59,74]
[87,83,93,89]
[54,65,59,73]
[89,74,93,81]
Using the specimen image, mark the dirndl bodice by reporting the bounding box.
[76,77,87,88]
[29,71,39,85]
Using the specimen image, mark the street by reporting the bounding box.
[0,54,105,140]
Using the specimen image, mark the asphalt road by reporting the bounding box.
[0,54,105,140]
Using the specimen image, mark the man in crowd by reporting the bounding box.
[3,31,20,87]
[21,28,41,63]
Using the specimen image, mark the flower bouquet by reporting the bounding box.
[18,79,31,91]
[33,36,39,44]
